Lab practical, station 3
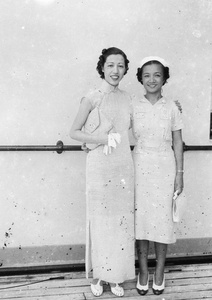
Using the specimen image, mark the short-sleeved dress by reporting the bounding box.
[85,80,135,283]
[132,96,183,244]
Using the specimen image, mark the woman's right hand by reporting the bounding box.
[96,132,109,145]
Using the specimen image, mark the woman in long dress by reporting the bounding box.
[70,47,135,297]
[132,56,184,296]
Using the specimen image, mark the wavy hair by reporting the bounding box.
[96,47,129,79]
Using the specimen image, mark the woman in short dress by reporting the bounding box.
[70,47,135,297]
[132,56,184,296]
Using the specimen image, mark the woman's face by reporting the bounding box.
[142,63,164,94]
[102,54,126,86]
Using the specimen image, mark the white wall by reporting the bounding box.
[0,0,212,267]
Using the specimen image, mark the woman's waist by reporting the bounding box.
[89,130,129,148]
[134,139,172,153]
[87,145,133,168]
[88,131,131,155]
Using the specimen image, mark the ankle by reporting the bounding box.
[109,282,118,288]
[91,278,102,285]
[154,272,165,286]
[138,271,149,285]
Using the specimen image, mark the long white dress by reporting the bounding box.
[85,80,135,283]
[132,96,183,244]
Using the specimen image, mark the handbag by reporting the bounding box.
[84,106,100,134]
[84,106,112,150]
[172,190,187,223]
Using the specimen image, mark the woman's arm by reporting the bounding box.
[70,97,108,145]
[172,129,184,194]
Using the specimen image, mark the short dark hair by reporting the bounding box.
[96,47,129,79]
[136,60,170,85]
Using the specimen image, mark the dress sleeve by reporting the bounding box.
[171,102,184,131]
[81,89,102,110]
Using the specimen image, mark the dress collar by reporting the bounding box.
[139,96,166,104]
[99,80,119,94]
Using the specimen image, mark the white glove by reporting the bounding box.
[103,145,111,155]
[109,133,121,145]
[103,133,121,155]
[108,134,117,148]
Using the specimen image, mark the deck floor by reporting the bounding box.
[0,263,212,299]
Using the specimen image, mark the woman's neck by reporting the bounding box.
[145,92,162,105]
[101,80,119,93]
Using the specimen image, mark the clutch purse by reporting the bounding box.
[172,190,187,223]
[84,107,100,134]
[84,107,112,150]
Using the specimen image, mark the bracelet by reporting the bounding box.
[177,170,184,173]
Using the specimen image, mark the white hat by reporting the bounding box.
[139,56,169,68]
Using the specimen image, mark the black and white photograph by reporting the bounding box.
[0,0,211,299]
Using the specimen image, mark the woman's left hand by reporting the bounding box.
[81,143,90,153]
[174,173,184,195]
[174,100,182,113]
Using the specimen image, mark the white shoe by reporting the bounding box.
[152,273,165,295]
[136,273,149,295]
[90,279,103,297]
[110,283,124,297]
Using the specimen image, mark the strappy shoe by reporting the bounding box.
[136,273,149,295]
[90,279,103,297]
[110,283,124,297]
[152,273,165,295]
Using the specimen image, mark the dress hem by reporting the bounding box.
[135,237,176,244]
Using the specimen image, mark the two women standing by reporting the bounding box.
[70,48,184,297]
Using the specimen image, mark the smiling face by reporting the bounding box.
[102,54,126,87]
[142,63,165,95]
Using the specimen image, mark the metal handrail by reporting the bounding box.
[183,144,212,151]
[0,141,81,154]
[0,141,212,154]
